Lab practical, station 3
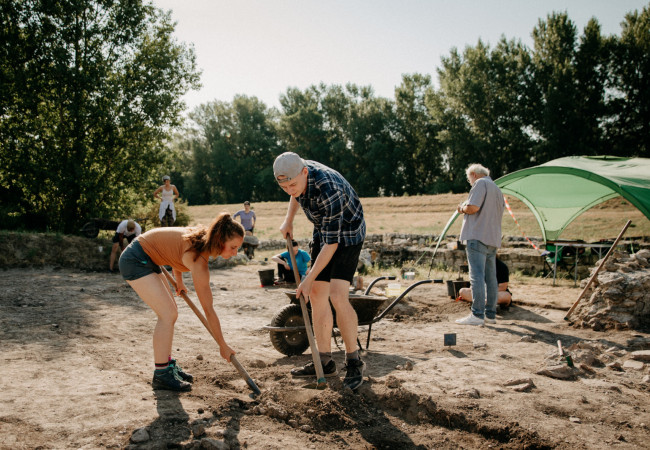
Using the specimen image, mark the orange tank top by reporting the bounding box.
[137,227,192,272]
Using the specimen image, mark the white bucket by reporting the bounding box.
[385,283,403,297]
[404,272,415,280]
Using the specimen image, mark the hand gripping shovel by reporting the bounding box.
[161,267,261,398]
[285,235,328,390]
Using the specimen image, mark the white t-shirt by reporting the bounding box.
[116,220,142,237]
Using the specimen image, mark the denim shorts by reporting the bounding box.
[118,240,161,281]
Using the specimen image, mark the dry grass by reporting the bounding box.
[187,195,650,243]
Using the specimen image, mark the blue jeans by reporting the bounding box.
[466,240,498,320]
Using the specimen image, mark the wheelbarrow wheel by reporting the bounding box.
[81,221,100,238]
[269,303,309,356]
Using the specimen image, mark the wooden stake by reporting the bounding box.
[564,220,632,321]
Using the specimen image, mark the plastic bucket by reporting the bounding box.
[258,269,275,286]
[453,280,470,298]
[385,283,403,297]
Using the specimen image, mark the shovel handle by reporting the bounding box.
[161,267,261,396]
[285,235,327,387]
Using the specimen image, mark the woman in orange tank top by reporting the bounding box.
[118,212,244,391]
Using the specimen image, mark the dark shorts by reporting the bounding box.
[310,240,363,284]
[112,232,137,244]
[118,240,161,281]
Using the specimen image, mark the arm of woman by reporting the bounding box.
[153,186,162,200]
[187,257,235,362]
[172,185,180,200]
[172,268,187,295]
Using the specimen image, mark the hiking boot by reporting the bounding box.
[342,358,366,390]
[169,359,194,383]
[290,359,338,378]
[152,366,191,391]
[455,313,484,326]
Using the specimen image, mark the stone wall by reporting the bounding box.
[257,232,647,277]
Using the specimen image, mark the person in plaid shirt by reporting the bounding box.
[273,152,366,390]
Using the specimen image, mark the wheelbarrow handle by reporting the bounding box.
[363,276,397,295]
[373,279,434,322]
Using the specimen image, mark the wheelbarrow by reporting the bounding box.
[263,276,433,356]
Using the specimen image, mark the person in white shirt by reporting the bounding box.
[154,175,180,226]
[109,219,142,272]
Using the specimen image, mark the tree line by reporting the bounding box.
[2,1,649,233]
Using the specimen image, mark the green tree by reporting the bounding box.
[184,95,281,204]
[394,73,441,194]
[345,85,398,196]
[607,5,650,156]
[430,38,534,192]
[0,0,200,233]
[528,12,610,162]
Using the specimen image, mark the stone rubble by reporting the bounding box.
[573,249,650,330]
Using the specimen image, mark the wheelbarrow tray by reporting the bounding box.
[282,291,388,325]
[266,279,434,356]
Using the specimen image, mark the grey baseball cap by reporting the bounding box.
[273,152,306,182]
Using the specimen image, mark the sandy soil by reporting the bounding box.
[1,262,649,449]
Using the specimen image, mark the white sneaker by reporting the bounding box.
[484,317,496,324]
[455,314,484,326]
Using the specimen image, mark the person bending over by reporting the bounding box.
[109,219,141,272]
[118,213,244,391]
[457,256,512,309]
[273,151,366,390]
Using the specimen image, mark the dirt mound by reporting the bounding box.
[2,249,650,448]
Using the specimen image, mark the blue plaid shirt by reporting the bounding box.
[297,161,366,247]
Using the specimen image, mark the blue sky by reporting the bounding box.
[151,0,648,112]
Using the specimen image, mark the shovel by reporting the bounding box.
[285,235,327,390]
[161,267,262,398]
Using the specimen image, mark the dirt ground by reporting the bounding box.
[1,261,649,450]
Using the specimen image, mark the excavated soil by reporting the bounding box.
[1,260,650,449]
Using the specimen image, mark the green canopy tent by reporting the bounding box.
[495,156,650,243]
[427,156,650,275]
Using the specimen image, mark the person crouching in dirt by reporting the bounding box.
[109,219,142,272]
[118,213,244,391]
[274,151,367,391]
[457,256,512,310]
[271,239,310,283]
[154,175,179,227]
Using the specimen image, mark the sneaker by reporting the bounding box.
[169,359,193,383]
[152,366,191,391]
[484,317,496,324]
[290,359,338,378]
[342,358,366,390]
[455,314,484,326]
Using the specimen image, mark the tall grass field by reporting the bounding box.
[187,194,650,243]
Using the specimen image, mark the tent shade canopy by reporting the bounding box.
[495,156,650,243]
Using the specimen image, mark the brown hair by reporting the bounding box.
[183,212,244,260]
